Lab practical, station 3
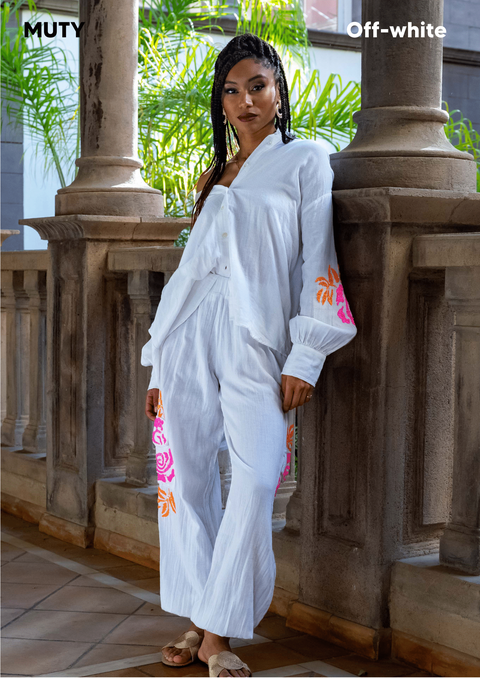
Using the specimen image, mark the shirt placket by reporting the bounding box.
[217,195,230,277]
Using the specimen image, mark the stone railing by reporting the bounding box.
[1,243,298,540]
[1,251,48,454]
[412,233,480,575]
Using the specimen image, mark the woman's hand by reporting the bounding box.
[281,375,314,412]
[145,388,159,422]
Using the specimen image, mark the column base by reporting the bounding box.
[39,513,95,549]
[330,155,477,191]
[55,189,164,218]
[440,525,480,575]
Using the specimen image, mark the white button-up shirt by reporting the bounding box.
[141,127,357,389]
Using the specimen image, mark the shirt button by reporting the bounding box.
[222,232,228,238]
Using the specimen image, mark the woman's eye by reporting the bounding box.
[223,84,265,94]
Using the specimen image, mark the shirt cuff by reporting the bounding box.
[281,343,326,388]
[147,367,160,391]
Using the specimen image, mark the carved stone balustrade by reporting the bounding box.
[413,233,480,575]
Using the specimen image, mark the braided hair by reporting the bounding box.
[191,33,296,228]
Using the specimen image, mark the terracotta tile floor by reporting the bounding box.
[1,512,433,678]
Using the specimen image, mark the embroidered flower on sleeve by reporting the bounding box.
[315,265,355,326]
[158,487,176,516]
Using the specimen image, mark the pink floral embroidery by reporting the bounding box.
[316,266,355,326]
[152,390,176,485]
[156,448,175,483]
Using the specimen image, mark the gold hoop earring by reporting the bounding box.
[276,102,283,119]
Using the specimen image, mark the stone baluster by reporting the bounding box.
[14,273,30,447]
[285,407,303,532]
[125,270,157,486]
[1,271,18,446]
[439,259,480,575]
[23,270,47,453]
[274,407,297,522]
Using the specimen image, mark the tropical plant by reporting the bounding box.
[443,101,480,192]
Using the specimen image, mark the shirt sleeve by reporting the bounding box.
[281,143,357,387]
[141,337,160,391]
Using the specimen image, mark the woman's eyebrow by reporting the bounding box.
[224,74,268,84]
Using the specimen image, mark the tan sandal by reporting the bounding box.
[161,629,202,667]
[208,650,252,677]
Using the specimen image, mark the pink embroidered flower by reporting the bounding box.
[316,265,355,326]
[156,448,175,483]
[152,417,167,446]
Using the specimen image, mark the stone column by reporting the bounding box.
[55,0,162,218]
[330,0,476,191]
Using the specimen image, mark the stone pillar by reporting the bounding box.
[330,0,476,191]
[55,0,162,218]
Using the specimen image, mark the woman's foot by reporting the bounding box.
[162,621,204,665]
[198,630,251,677]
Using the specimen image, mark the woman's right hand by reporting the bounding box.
[145,388,159,422]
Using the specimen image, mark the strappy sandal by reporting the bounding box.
[160,629,202,667]
[208,650,252,677]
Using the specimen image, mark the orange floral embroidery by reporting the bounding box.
[286,424,294,453]
[158,487,176,517]
[315,265,340,305]
[156,391,164,419]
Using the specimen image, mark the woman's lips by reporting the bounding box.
[238,114,257,121]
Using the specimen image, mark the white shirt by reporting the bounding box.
[141,126,357,389]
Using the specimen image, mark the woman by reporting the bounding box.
[141,33,357,678]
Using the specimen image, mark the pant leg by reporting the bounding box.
[190,280,290,639]
[155,290,226,619]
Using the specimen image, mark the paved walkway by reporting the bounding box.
[1,512,432,677]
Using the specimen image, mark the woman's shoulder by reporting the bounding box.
[280,136,333,180]
[284,137,330,164]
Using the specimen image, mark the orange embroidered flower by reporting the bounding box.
[286,424,294,453]
[158,487,176,516]
[315,265,340,305]
[156,391,164,419]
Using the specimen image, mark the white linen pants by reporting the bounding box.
[153,271,290,639]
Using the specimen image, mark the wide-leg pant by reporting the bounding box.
[153,272,290,639]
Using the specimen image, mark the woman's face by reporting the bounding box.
[221,58,279,133]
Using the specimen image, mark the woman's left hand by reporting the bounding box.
[281,374,314,412]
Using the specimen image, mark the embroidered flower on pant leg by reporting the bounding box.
[158,487,176,516]
[152,389,176,483]
[156,448,175,483]
[275,423,295,496]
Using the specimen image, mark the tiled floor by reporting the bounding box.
[1,512,433,678]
